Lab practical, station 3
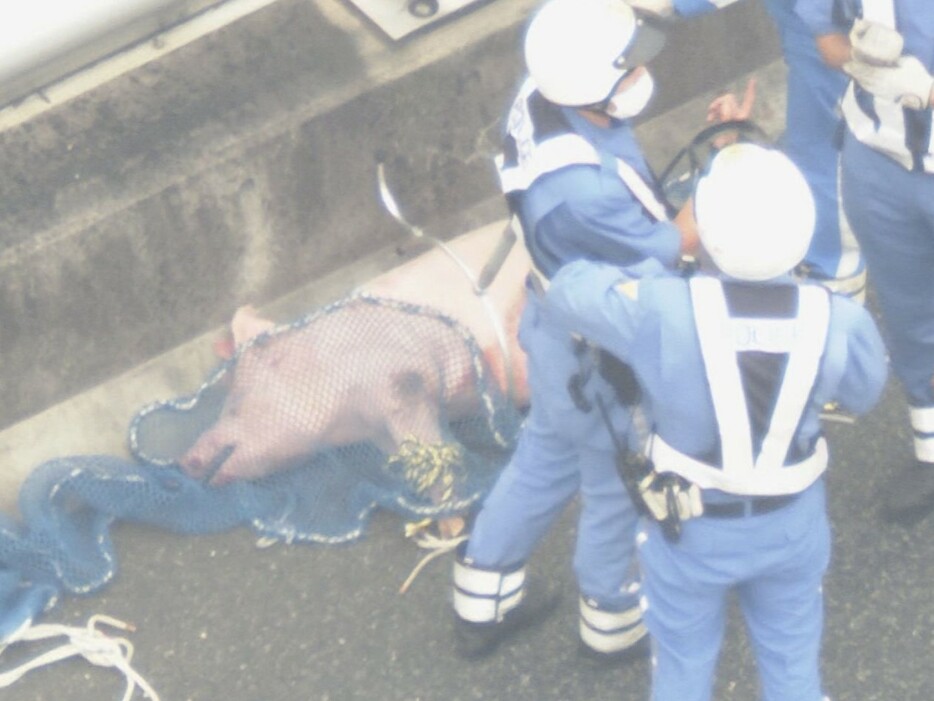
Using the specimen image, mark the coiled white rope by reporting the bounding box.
[399,522,468,594]
[0,613,160,701]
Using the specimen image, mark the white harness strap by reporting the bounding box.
[495,78,669,222]
[614,159,669,222]
[842,0,934,172]
[652,278,830,496]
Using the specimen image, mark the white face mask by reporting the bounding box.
[605,70,655,120]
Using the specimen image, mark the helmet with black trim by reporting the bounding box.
[523,0,666,108]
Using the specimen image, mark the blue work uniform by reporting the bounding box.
[544,259,887,701]
[455,77,681,652]
[675,0,865,295]
[799,0,934,463]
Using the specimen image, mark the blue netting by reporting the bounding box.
[0,294,522,639]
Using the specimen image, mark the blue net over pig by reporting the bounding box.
[0,294,522,638]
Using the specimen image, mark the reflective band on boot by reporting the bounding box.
[453,549,526,624]
[579,596,647,654]
[911,406,934,463]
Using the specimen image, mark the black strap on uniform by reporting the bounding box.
[595,393,685,543]
[567,338,594,413]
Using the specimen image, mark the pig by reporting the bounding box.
[178,220,532,492]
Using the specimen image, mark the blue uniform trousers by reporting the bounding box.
[840,133,934,407]
[638,479,831,701]
[466,291,640,610]
[763,0,859,281]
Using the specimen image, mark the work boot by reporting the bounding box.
[452,544,560,660]
[881,460,934,526]
[577,596,650,667]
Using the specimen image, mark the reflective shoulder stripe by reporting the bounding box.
[496,133,602,194]
[689,277,755,473]
[495,78,670,219]
[615,160,669,222]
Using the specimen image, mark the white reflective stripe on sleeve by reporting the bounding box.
[615,160,669,222]
[910,406,934,434]
[913,435,934,463]
[496,133,601,194]
[651,434,828,496]
[453,559,525,597]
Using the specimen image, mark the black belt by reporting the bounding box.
[702,493,798,519]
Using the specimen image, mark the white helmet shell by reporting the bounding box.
[694,143,816,282]
[524,0,666,107]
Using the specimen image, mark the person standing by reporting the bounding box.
[628,0,867,301]
[794,0,934,525]
[544,142,888,700]
[451,0,697,661]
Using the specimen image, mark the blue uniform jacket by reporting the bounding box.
[542,260,888,466]
[516,108,682,278]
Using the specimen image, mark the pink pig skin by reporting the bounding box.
[179,221,532,485]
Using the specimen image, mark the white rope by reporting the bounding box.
[399,528,468,595]
[0,614,161,701]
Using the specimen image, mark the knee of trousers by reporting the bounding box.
[579,596,647,653]
[453,542,526,624]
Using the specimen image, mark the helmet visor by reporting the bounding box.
[613,17,666,73]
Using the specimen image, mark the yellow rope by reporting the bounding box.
[387,437,464,503]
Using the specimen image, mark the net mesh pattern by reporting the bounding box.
[0,294,522,637]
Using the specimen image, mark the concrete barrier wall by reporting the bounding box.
[0,0,781,431]
[0,0,222,108]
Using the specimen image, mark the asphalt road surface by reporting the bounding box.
[2,350,932,701]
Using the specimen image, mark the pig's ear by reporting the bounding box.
[213,335,237,360]
[231,305,276,346]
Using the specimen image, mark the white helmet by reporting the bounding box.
[694,143,816,282]
[524,0,666,107]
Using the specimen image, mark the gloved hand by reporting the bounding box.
[845,55,934,110]
[849,18,903,67]
[625,0,675,19]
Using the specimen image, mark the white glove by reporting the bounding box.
[849,18,903,67]
[625,0,675,19]
[845,56,934,110]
